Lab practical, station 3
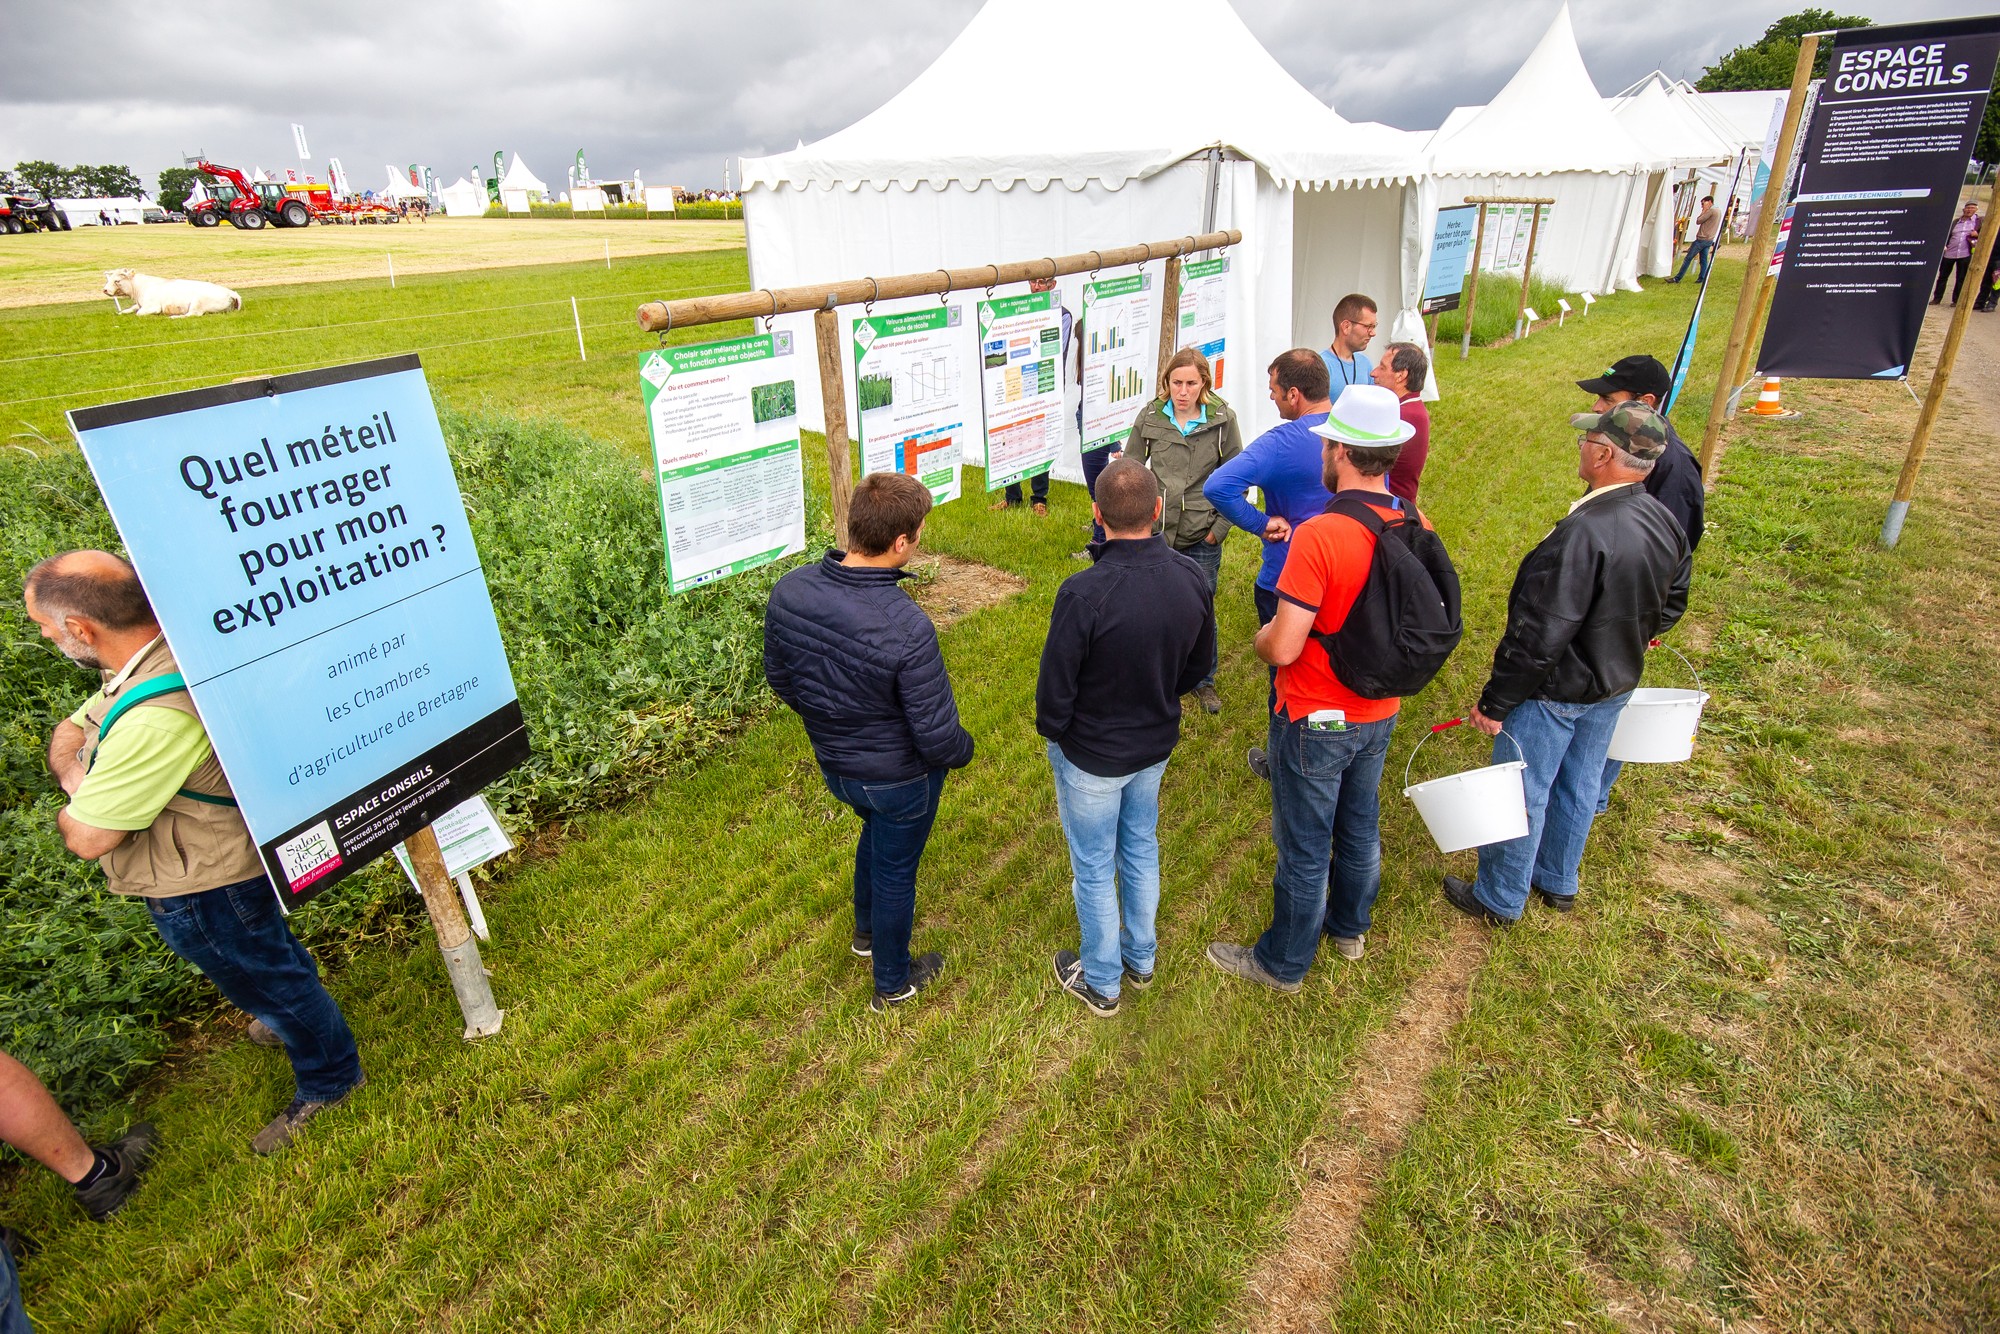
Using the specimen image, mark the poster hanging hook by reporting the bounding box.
[936,270,952,305]
[1043,258,1058,282]
[656,304,672,344]
[1087,250,1102,280]
[760,289,778,333]
[864,277,879,316]
[984,264,1001,300]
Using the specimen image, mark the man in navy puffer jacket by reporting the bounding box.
[765,472,975,1012]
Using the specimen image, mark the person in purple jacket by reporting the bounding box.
[1203,349,1334,772]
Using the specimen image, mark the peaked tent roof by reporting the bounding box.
[740,0,1426,191]
[1611,81,1734,170]
[1427,3,1662,176]
[381,168,430,199]
[1694,89,1788,151]
[499,154,548,192]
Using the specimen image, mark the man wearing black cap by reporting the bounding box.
[1576,355,1703,554]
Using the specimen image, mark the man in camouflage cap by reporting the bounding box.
[1441,399,1692,925]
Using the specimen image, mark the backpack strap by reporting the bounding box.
[1324,492,1400,530]
[88,672,239,807]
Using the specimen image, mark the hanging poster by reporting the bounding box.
[1490,206,1522,272]
[851,300,972,504]
[1757,17,2000,379]
[1079,271,1158,452]
[977,288,1065,491]
[638,332,806,592]
[1421,205,1478,314]
[1178,256,1230,388]
[1507,204,1538,270]
[67,355,531,910]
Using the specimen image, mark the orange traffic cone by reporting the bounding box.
[1747,377,1797,419]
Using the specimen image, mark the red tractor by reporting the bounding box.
[185,161,312,229]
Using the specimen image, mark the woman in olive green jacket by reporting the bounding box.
[1122,347,1242,711]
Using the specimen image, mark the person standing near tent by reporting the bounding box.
[1934,201,1983,306]
[1442,401,1690,926]
[1369,342,1431,503]
[1668,196,1720,284]
[1123,348,1242,715]
[1320,294,1377,391]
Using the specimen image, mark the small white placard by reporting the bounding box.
[393,795,513,885]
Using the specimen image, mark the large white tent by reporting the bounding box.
[1426,4,1663,294]
[381,168,430,201]
[439,177,487,217]
[498,154,548,214]
[738,0,1434,455]
[1611,78,1736,275]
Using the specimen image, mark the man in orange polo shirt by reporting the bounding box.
[1208,384,1423,990]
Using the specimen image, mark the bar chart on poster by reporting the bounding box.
[1081,270,1158,453]
[852,299,973,503]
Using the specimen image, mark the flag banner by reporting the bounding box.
[291,124,311,160]
[1757,17,2000,379]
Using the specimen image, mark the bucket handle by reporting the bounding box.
[1645,639,1702,694]
[1404,718,1525,791]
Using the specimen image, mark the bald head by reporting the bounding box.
[24,551,159,672]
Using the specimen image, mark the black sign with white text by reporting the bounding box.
[1757,17,2000,379]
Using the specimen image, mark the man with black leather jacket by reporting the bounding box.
[1443,401,1690,924]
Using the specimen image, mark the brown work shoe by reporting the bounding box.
[251,1075,366,1155]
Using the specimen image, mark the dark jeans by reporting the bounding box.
[821,767,947,992]
[1003,471,1051,506]
[1672,238,1716,283]
[146,875,362,1103]
[1255,710,1398,982]
[1081,445,1114,543]
[1254,584,1280,710]
[0,1237,28,1334]
[1180,538,1222,689]
[1934,256,1972,304]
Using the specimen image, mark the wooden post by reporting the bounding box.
[813,305,855,550]
[1882,172,2000,547]
[1460,204,1488,360]
[403,824,503,1038]
[1158,254,1183,380]
[1515,204,1544,340]
[1697,35,1820,482]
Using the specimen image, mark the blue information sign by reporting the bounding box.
[68,355,530,908]
[1421,204,1479,315]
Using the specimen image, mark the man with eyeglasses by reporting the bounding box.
[1320,294,1377,394]
[1442,401,1690,926]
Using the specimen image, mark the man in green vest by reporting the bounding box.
[25,550,366,1155]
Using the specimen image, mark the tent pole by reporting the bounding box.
[1200,145,1223,237]
[1697,34,1821,482]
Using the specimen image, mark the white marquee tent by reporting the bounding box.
[1426,4,1664,294]
[498,154,549,214]
[1611,78,1736,275]
[738,0,1435,458]
[439,177,488,217]
[381,168,430,201]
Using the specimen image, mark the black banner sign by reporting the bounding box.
[1756,17,2000,379]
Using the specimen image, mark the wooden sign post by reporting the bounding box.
[1460,203,1488,361]
[401,823,503,1038]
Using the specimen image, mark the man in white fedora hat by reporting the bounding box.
[1209,384,1445,989]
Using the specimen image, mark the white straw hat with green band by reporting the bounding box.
[1310,384,1416,447]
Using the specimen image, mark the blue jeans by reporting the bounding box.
[1595,757,1623,816]
[1472,695,1631,919]
[1180,539,1221,688]
[1081,445,1114,544]
[1254,584,1280,710]
[1673,238,1716,283]
[146,876,362,1103]
[821,767,947,992]
[1255,710,1398,982]
[1047,743,1167,999]
[0,1236,29,1334]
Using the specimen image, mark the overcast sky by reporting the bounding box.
[2,0,1989,195]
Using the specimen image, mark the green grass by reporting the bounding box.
[2,247,1995,1330]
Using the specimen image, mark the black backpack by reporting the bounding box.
[1310,495,1462,700]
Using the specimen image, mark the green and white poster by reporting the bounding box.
[1178,256,1229,390]
[1079,271,1157,453]
[637,333,806,594]
[977,288,1064,491]
[852,300,971,505]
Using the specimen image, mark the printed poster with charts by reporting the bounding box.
[638,332,806,594]
[977,288,1065,491]
[1178,256,1229,389]
[1079,271,1158,453]
[852,301,972,505]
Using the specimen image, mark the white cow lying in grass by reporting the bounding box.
[102,268,242,317]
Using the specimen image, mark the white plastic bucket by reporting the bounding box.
[1402,725,1529,854]
[1606,645,1708,763]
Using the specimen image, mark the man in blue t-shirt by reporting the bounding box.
[1319,293,1376,394]
[1203,349,1335,628]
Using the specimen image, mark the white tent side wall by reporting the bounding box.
[1431,171,1646,294]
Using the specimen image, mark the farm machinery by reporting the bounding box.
[185,161,401,229]
[0,189,68,234]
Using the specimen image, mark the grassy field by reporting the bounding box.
[0,217,744,308]
[2,245,1996,1330]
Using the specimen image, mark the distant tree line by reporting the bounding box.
[0,161,144,199]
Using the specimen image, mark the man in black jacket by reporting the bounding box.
[1036,459,1216,1017]
[1444,401,1691,925]
[764,473,976,1011]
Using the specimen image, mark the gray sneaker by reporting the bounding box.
[251,1075,366,1156]
[1330,934,1365,961]
[1247,747,1271,781]
[246,1018,282,1048]
[1204,941,1301,994]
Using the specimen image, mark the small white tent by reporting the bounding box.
[381,168,429,201]
[498,154,549,214]
[1611,79,1735,275]
[439,177,488,218]
[1427,4,1663,294]
[739,0,1435,452]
